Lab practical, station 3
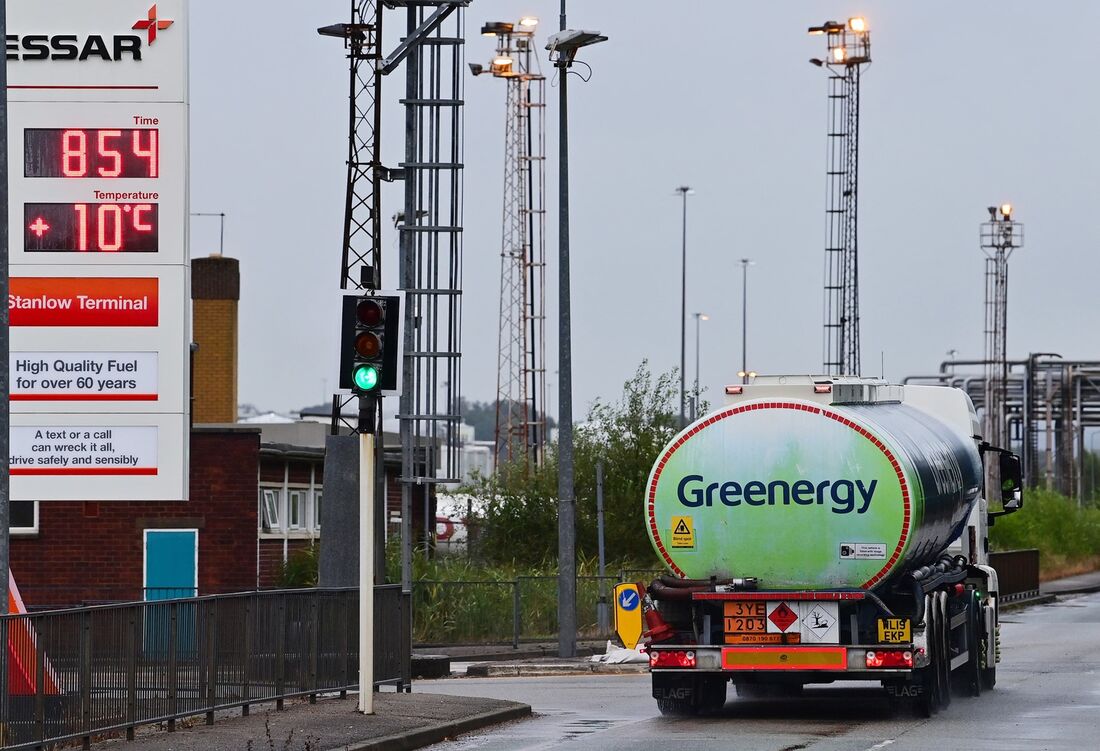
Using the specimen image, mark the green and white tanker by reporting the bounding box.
[646,378,984,590]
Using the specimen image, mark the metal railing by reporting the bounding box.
[989,548,1041,602]
[412,570,665,648]
[0,586,410,750]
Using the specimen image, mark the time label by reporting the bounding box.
[24,202,159,253]
[24,128,159,178]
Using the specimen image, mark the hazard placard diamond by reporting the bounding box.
[767,602,798,632]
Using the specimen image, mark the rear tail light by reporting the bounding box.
[725,386,743,395]
[649,650,696,668]
[814,384,832,394]
[865,650,913,668]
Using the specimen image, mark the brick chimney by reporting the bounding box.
[191,254,239,423]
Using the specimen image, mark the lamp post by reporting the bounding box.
[738,258,754,383]
[675,186,693,425]
[693,313,708,421]
[547,2,606,659]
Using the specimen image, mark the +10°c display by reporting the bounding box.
[23,127,161,253]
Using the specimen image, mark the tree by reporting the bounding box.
[469,362,684,566]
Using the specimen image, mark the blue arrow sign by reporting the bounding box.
[618,588,639,612]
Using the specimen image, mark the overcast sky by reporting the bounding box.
[189,2,1100,418]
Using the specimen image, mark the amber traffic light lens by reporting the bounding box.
[355,332,381,358]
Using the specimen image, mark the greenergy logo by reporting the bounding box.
[676,475,878,515]
[6,4,175,62]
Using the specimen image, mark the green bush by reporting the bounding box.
[990,489,1100,577]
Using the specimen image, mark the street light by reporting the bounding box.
[738,258,755,384]
[675,185,694,426]
[693,313,709,421]
[546,0,607,660]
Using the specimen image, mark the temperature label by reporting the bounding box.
[25,203,158,252]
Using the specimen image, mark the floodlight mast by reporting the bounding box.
[809,18,871,377]
[980,204,1023,495]
[472,19,548,472]
[548,9,607,659]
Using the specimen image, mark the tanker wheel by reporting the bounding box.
[935,593,952,710]
[914,596,940,718]
[952,593,982,697]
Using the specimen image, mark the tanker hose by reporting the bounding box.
[647,578,711,601]
[911,578,925,626]
[658,574,732,589]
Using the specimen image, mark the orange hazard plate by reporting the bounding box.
[722,646,847,671]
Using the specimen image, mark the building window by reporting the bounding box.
[261,489,281,532]
[314,491,322,528]
[10,501,38,535]
[288,490,305,530]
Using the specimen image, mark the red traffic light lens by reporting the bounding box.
[355,332,381,358]
[357,299,383,326]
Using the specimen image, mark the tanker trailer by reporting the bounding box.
[641,377,1023,717]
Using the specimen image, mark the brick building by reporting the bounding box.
[9,254,427,609]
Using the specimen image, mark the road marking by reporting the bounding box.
[864,740,895,751]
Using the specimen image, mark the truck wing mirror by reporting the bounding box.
[999,453,1023,512]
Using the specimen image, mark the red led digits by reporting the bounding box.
[131,129,158,177]
[24,202,159,253]
[25,128,160,178]
[61,130,87,177]
[97,130,123,177]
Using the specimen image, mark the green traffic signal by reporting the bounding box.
[353,364,380,392]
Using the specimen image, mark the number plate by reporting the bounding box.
[877,617,911,644]
[724,601,782,644]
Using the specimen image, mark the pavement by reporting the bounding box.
[91,693,530,751]
[1040,567,1100,595]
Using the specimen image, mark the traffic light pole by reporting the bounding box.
[358,407,376,714]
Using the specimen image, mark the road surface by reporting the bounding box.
[419,592,1100,750]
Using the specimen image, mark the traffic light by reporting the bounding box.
[340,293,402,395]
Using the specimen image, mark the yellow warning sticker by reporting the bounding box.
[670,516,695,548]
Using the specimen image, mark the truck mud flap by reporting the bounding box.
[652,673,698,702]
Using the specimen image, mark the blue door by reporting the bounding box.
[143,530,198,657]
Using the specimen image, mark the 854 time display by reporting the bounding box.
[25,202,159,253]
[24,128,159,178]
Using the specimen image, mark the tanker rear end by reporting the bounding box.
[639,377,1023,716]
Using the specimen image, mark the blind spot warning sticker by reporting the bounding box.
[671,516,695,548]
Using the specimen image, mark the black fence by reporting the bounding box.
[989,549,1041,602]
[0,586,410,750]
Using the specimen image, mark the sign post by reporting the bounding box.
[6,1,190,501]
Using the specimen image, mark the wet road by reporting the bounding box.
[418,592,1100,750]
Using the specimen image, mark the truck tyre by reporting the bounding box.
[656,697,696,717]
[915,595,941,718]
[952,593,982,697]
[936,593,952,710]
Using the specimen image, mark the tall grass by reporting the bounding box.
[990,489,1100,579]
[387,544,663,644]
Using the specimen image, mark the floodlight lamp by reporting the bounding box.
[832,46,847,63]
[546,29,608,65]
[518,16,539,28]
[468,62,485,76]
[848,17,867,32]
[808,26,826,35]
[810,58,825,67]
[700,314,710,321]
[1000,203,1013,218]
[987,206,998,219]
[492,55,514,73]
[737,371,747,378]
[481,21,514,37]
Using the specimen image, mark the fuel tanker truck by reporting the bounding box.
[639,376,1023,717]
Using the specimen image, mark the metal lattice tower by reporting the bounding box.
[981,205,1023,451]
[810,19,870,376]
[322,1,467,583]
[398,1,466,564]
[475,20,547,470]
